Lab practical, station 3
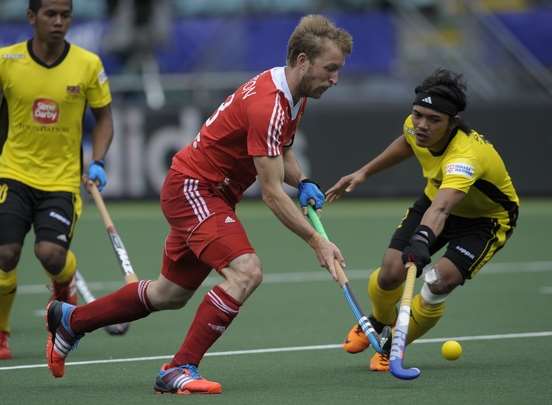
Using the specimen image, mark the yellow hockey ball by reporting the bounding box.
[441,340,462,361]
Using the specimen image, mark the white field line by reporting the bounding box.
[1,330,552,372]
[17,260,552,296]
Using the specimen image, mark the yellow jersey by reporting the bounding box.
[0,40,111,193]
[403,115,519,223]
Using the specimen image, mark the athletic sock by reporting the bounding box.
[49,250,77,284]
[170,285,240,367]
[70,280,153,333]
[0,269,16,333]
[406,294,445,344]
[368,267,403,326]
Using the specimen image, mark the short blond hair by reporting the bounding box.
[287,14,353,67]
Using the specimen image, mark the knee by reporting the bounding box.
[35,244,66,274]
[0,245,22,271]
[379,256,405,289]
[228,254,263,293]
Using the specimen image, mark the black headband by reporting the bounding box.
[413,92,459,116]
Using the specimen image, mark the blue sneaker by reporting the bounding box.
[154,363,222,395]
[45,300,82,378]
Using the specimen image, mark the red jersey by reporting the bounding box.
[171,67,307,203]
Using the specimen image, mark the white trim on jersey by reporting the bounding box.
[267,92,284,156]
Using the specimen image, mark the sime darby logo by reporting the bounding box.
[32,98,59,124]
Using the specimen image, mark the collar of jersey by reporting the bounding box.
[27,39,70,69]
[270,66,303,120]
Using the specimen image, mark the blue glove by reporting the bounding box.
[298,179,325,210]
[401,225,435,277]
[88,160,107,191]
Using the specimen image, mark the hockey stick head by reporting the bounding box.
[389,326,421,380]
[104,322,130,336]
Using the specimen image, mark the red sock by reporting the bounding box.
[70,280,154,333]
[170,286,240,367]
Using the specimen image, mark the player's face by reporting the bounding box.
[411,106,453,151]
[28,0,73,44]
[298,41,346,99]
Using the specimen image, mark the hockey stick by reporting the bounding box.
[389,262,421,380]
[74,270,130,336]
[85,181,139,284]
[307,206,382,353]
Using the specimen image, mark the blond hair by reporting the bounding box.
[287,14,353,67]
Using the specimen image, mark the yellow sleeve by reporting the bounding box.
[440,150,480,193]
[86,55,112,108]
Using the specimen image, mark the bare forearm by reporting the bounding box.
[90,106,114,161]
[359,135,412,177]
[283,149,305,187]
[419,207,449,237]
[262,188,318,245]
[91,122,113,161]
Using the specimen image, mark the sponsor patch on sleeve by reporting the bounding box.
[98,69,108,84]
[445,162,475,178]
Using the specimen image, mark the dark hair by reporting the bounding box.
[415,68,471,133]
[28,0,42,13]
[28,0,72,13]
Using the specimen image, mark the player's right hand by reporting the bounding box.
[309,233,345,281]
[325,170,366,203]
[88,160,107,191]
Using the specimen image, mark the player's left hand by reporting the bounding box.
[298,179,325,215]
[401,225,435,277]
[88,160,107,192]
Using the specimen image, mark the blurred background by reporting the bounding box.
[1,0,551,199]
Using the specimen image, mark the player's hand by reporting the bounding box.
[298,179,325,215]
[325,170,366,203]
[401,225,435,277]
[309,233,345,281]
[88,160,107,192]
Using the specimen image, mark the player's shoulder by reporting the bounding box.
[67,43,103,65]
[402,114,415,137]
[0,41,27,61]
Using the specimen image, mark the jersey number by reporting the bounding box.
[205,93,235,127]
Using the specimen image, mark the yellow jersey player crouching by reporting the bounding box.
[326,68,519,371]
[0,0,114,359]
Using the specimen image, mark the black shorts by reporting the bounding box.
[0,178,80,249]
[389,194,517,280]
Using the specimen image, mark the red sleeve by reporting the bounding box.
[246,91,284,157]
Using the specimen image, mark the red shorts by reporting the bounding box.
[159,169,255,290]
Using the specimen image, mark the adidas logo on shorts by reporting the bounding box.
[224,216,235,224]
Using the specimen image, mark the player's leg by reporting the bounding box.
[407,214,515,343]
[34,190,82,305]
[156,210,257,395]
[344,196,430,356]
[0,179,33,360]
[45,275,160,377]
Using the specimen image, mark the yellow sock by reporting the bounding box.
[407,294,445,344]
[368,267,404,326]
[0,269,17,333]
[48,250,77,284]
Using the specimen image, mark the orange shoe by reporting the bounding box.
[50,277,78,305]
[370,352,390,372]
[343,324,370,354]
[0,331,12,360]
[45,300,82,378]
[154,363,222,395]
